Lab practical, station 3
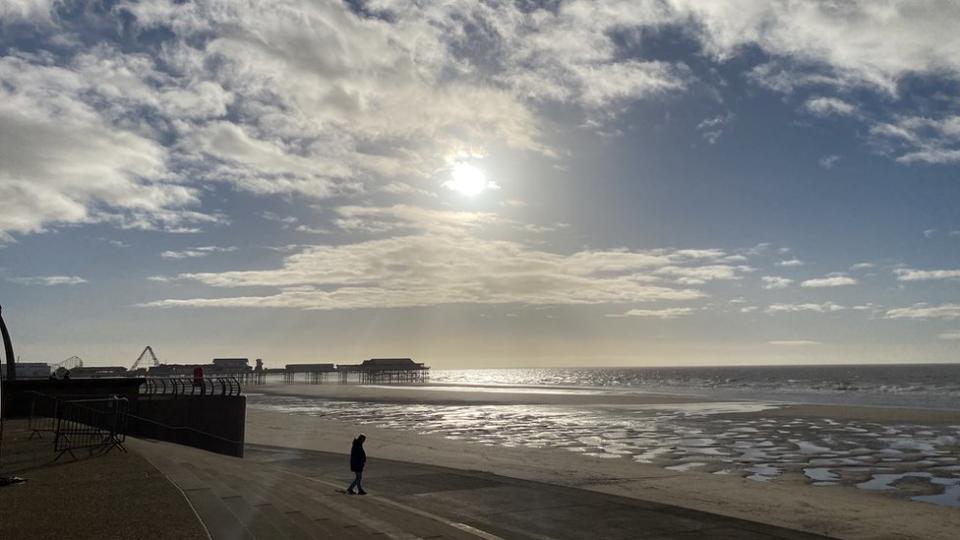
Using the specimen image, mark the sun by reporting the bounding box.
[445,162,489,196]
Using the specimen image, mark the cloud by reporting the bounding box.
[768,340,821,346]
[818,155,841,169]
[0,55,214,237]
[885,304,960,320]
[870,116,960,164]
[761,276,793,289]
[766,302,845,314]
[141,238,706,310]
[696,113,734,144]
[894,268,960,281]
[850,262,875,271]
[606,307,697,319]
[777,258,804,267]
[9,275,87,286]
[653,264,752,285]
[805,98,856,117]
[138,215,760,310]
[938,332,960,340]
[800,275,857,288]
[679,1,960,93]
[161,246,237,259]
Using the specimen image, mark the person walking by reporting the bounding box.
[347,433,367,495]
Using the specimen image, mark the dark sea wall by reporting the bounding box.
[130,396,246,457]
[1,378,144,417]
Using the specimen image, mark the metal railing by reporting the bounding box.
[139,376,242,398]
[53,397,129,461]
[25,392,129,461]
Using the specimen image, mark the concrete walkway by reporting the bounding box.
[0,420,206,540]
[129,439,831,540]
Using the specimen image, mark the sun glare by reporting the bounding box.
[445,162,489,196]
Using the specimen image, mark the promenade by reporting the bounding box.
[129,438,830,540]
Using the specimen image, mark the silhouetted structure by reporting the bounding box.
[1,305,16,382]
[283,363,336,383]
[71,366,128,378]
[358,358,429,384]
[130,346,160,371]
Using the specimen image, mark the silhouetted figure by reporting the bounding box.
[193,365,204,394]
[347,434,367,495]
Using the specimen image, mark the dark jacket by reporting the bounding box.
[350,439,366,472]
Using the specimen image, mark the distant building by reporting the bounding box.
[213,358,250,371]
[361,358,421,368]
[0,362,50,379]
[148,363,210,376]
[70,366,129,378]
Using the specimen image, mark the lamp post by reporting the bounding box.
[0,305,15,382]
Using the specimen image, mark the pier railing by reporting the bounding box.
[139,376,242,398]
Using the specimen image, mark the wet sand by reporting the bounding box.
[719,403,960,426]
[248,384,960,539]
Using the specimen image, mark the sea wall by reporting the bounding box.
[1,378,246,457]
[1,378,144,417]
[130,396,246,457]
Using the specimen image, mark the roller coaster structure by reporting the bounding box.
[131,346,160,371]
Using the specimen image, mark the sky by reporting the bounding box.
[1,0,960,369]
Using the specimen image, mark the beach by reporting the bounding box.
[247,382,960,539]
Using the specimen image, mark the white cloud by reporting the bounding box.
[871,116,960,164]
[894,268,960,281]
[9,275,87,286]
[777,258,804,267]
[0,56,213,237]
[850,262,875,271]
[606,308,696,319]
[805,97,856,117]
[696,113,734,144]
[885,304,960,320]
[768,340,821,346]
[678,1,960,93]
[139,212,753,311]
[938,332,960,340]
[761,276,793,289]
[766,302,845,314]
[818,155,840,169]
[161,246,237,259]
[653,264,752,285]
[800,275,857,288]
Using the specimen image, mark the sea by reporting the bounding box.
[249,364,960,507]
[431,363,960,410]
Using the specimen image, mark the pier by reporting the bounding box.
[282,358,430,385]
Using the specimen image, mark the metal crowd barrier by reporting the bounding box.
[139,376,242,398]
[27,391,59,440]
[53,397,129,461]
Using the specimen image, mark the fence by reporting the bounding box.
[139,377,242,398]
[25,392,129,461]
[27,391,95,441]
[53,397,129,461]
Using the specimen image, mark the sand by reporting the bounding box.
[247,384,960,540]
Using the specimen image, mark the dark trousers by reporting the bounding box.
[347,471,363,492]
